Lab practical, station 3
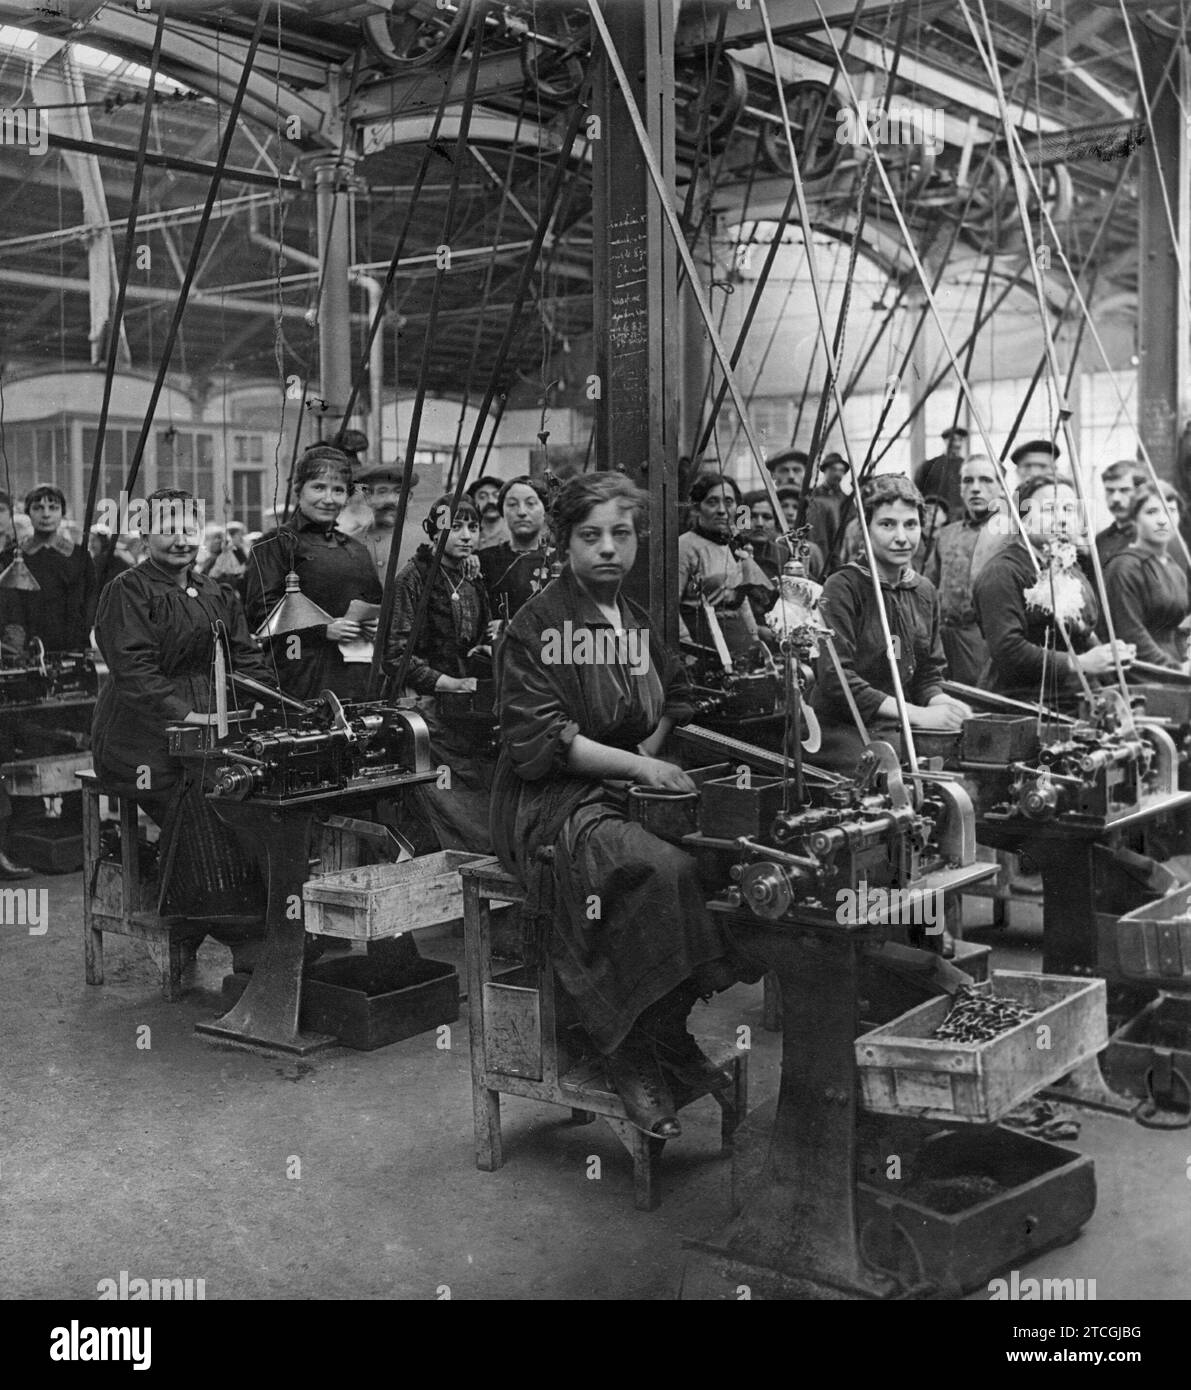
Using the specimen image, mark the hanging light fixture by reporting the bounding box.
[0,552,41,591]
[254,571,331,639]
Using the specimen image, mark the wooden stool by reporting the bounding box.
[79,771,203,1001]
[462,856,747,1211]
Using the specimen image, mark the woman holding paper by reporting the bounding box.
[243,446,381,701]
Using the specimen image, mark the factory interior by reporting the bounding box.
[2,0,1191,1326]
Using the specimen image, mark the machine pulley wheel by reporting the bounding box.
[758,80,844,182]
[363,0,475,70]
[676,52,749,151]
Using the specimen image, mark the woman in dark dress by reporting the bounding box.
[383,494,494,853]
[92,488,276,929]
[477,475,557,625]
[491,472,756,1140]
[812,475,971,772]
[1105,483,1189,671]
[243,446,381,701]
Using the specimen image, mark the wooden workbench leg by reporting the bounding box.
[160,939,186,1002]
[82,782,103,986]
[464,880,504,1171]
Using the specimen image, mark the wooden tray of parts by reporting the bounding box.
[3,751,92,797]
[302,851,488,940]
[1113,883,1191,984]
[854,971,1108,1125]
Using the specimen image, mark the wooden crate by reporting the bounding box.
[855,971,1107,1125]
[302,851,488,940]
[3,752,92,797]
[1114,884,1191,984]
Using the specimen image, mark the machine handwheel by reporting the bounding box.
[363,0,474,70]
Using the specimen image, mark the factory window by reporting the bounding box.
[80,425,144,514]
[232,470,264,532]
[0,423,72,503]
[232,433,265,465]
[156,430,215,510]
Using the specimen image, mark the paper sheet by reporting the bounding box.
[338,601,380,663]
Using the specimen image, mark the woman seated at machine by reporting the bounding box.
[92,488,276,938]
[383,494,494,854]
[243,445,381,701]
[677,472,773,660]
[811,474,972,772]
[973,473,1134,710]
[1104,483,1189,673]
[491,471,759,1141]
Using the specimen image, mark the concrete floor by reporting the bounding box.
[2,870,1188,1301]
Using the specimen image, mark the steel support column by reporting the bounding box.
[309,154,359,439]
[591,0,679,638]
[1136,30,1190,480]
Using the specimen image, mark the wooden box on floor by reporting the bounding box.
[855,971,1108,1125]
[302,851,487,939]
[461,856,748,1212]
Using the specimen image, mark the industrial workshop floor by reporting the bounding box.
[2,871,1189,1302]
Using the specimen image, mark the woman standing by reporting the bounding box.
[243,446,380,701]
[491,472,757,1140]
[812,475,971,772]
[1105,483,1189,671]
[383,494,494,853]
[677,473,773,658]
[477,475,557,624]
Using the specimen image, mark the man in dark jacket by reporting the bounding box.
[1094,460,1144,568]
[914,426,968,520]
[972,474,1133,710]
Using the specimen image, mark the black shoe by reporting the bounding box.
[605,1043,682,1139]
[0,850,32,880]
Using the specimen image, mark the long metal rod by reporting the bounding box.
[366,1,493,698]
[962,0,1135,727]
[81,7,165,539]
[761,0,920,776]
[120,2,269,499]
[384,94,591,700]
[46,131,303,190]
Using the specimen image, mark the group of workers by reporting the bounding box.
[1,427,1186,1143]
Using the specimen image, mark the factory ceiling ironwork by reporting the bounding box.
[0,0,1166,405]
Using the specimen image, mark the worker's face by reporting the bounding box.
[867,500,921,574]
[1014,453,1054,486]
[945,434,966,463]
[960,459,999,520]
[297,472,348,526]
[750,499,777,538]
[29,495,63,536]
[568,500,639,590]
[821,462,847,489]
[697,484,735,539]
[473,483,501,519]
[364,480,401,527]
[1134,494,1178,550]
[436,508,478,561]
[1023,483,1080,541]
[147,523,201,570]
[781,495,799,528]
[503,483,545,544]
[1104,476,1136,522]
[770,461,802,490]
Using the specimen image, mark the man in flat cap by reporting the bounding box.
[914,426,968,520]
[1010,438,1061,486]
[353,461,420,583]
